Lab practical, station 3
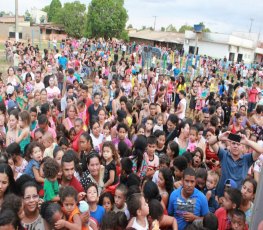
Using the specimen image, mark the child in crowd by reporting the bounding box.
[43,132,57,158]
[103,122,112,141]
[102,141,119,191]
[166,141,179,168]
[144,135,159,177]
[56,186,84,229]
[195,168,207,192]
[99,192,114,212]
[152,154,170,184]
[16,111,31,155]
[86,183,105,226]
[173,156,188,189]
[112,123,132,149]
[153,113,164,132]
[215,187,242,230]
[154,130,166,156]
[127,193,149,230]
[114,184,128,214]
[43,157,60,202]
[204,170,220,213]
[230,209,247,230]
[30,107,38,131]
[24,141,44,183]
[187,126,198,152]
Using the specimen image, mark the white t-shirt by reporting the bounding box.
[46,86,60,102]
[177,98,187,119]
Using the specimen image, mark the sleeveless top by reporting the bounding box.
[68,206,89,230]
[131,217,149,230]
[66,117,74,130]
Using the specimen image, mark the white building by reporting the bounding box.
[184,30,259,64]
[30,7,47,24]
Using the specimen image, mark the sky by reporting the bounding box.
[2,0,263,36]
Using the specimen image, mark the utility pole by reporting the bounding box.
[15,0,19,41]
[249,18,254,33]
[153,16,157,31]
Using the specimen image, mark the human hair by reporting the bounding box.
[120,157,133,175]
[127,193,144,217]
[90,119,100,131]
[6,142,22,157]
[231,209,246,224]
[102,141,119,162]
[120,95,128,104]
[38,114,48,125]
[99,192,114,207]
[143,181,161,202]
[148,199,163,220]
[235,112,242,119]
[58,137,70,148]
[207,170,220,185]
[60,186,78,203]
[196,168,207,181]
[183,167,196,179]
[116,184,128,198]
[100,211,117,230]
[26,141,44,160]
[159,154,170,167]
[43,158,60,179]
[224,187,242,209]
[167,141,179,159]
[18,110,31,126]
[178,120,190,136]
[173,156,188,172]
[0,209,19,229]
[40,201,62,226]
[86,182,99,194]
[131,135,147,172]
[190,125,198,136]
[242,178,257,194]
[203,213,218,230]
[2,193,22,217]
[159,168,174,196]
[61,150,75,167]
[30,106,38,114]
[192,147,204,162]
[9,109,19,120]
[147,135,157,145]
[93,92,101,98]
[118,141,131,158]
[86,152,100,166]
[0,163,15,194]
[117,122,129,132]
[21,181,39,197]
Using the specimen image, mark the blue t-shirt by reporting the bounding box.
[90,205,105,224]
[168,187,209,230]
[173,68,180,77]
[58,56,68,70]
[24,159,40,179]
[216,147,254,197]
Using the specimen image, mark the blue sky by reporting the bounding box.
[2,0,263,35]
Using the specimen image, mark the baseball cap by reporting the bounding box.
[6,85,15,95]
[224,179,237,189]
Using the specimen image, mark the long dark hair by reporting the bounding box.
[131,135,147,172]
[0,163,15,195]
[159,168,174,196]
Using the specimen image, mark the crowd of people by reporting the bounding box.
[0,37,262,230]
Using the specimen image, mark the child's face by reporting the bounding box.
[174,167,183,179]
[114,189,126,209]
[157,172,165,188]
[103,127,110,136]
[55,150,64,165]
[118,128,126,140]
[241,181,254,201]
[231,214,245,230]
[145,120,153,131]
[157,116,163,126]
[139,196,149,216]
[103,196,113,212]
[196,177,206,191]
[86,186,98,203]
[43,138,52,149]
[189,129,197,142]
[206,175,217,190]
[147,143,156,156]
[222,192,235,210]
[69,131,76,141]
[62,196,77,215]
[193,152,202,167]
[103,146,113,162]
[157,135,165,148]
[138,128,145,136]
[9,115,18,129]
[30,146,43,162]
[30,112,37,122]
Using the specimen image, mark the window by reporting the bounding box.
[9,32,22,39]
[46,29,52,34]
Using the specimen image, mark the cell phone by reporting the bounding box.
[228,133,241,143]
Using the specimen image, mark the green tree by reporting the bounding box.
[86,0,128,39]
[47,0,62,22]
[149,27,154,31]
[127,24,133,29]
[40,15,46,23]
[199,22,211,32]
[42,5,50,13]
[179,24,193,33]
[166,24,177,32]
[24,10,32,23]
[161,27,165,32]
[0,11,7,17]
[54,1,86,38]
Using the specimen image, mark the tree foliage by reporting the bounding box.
[47,0,62,22]
[54,1,86,38]
[86,0,128,39]
[161,27,165,32]
[179,25,193,33]
[127,24,133,29]
[166,24,177,32]
[199,22,211,32]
